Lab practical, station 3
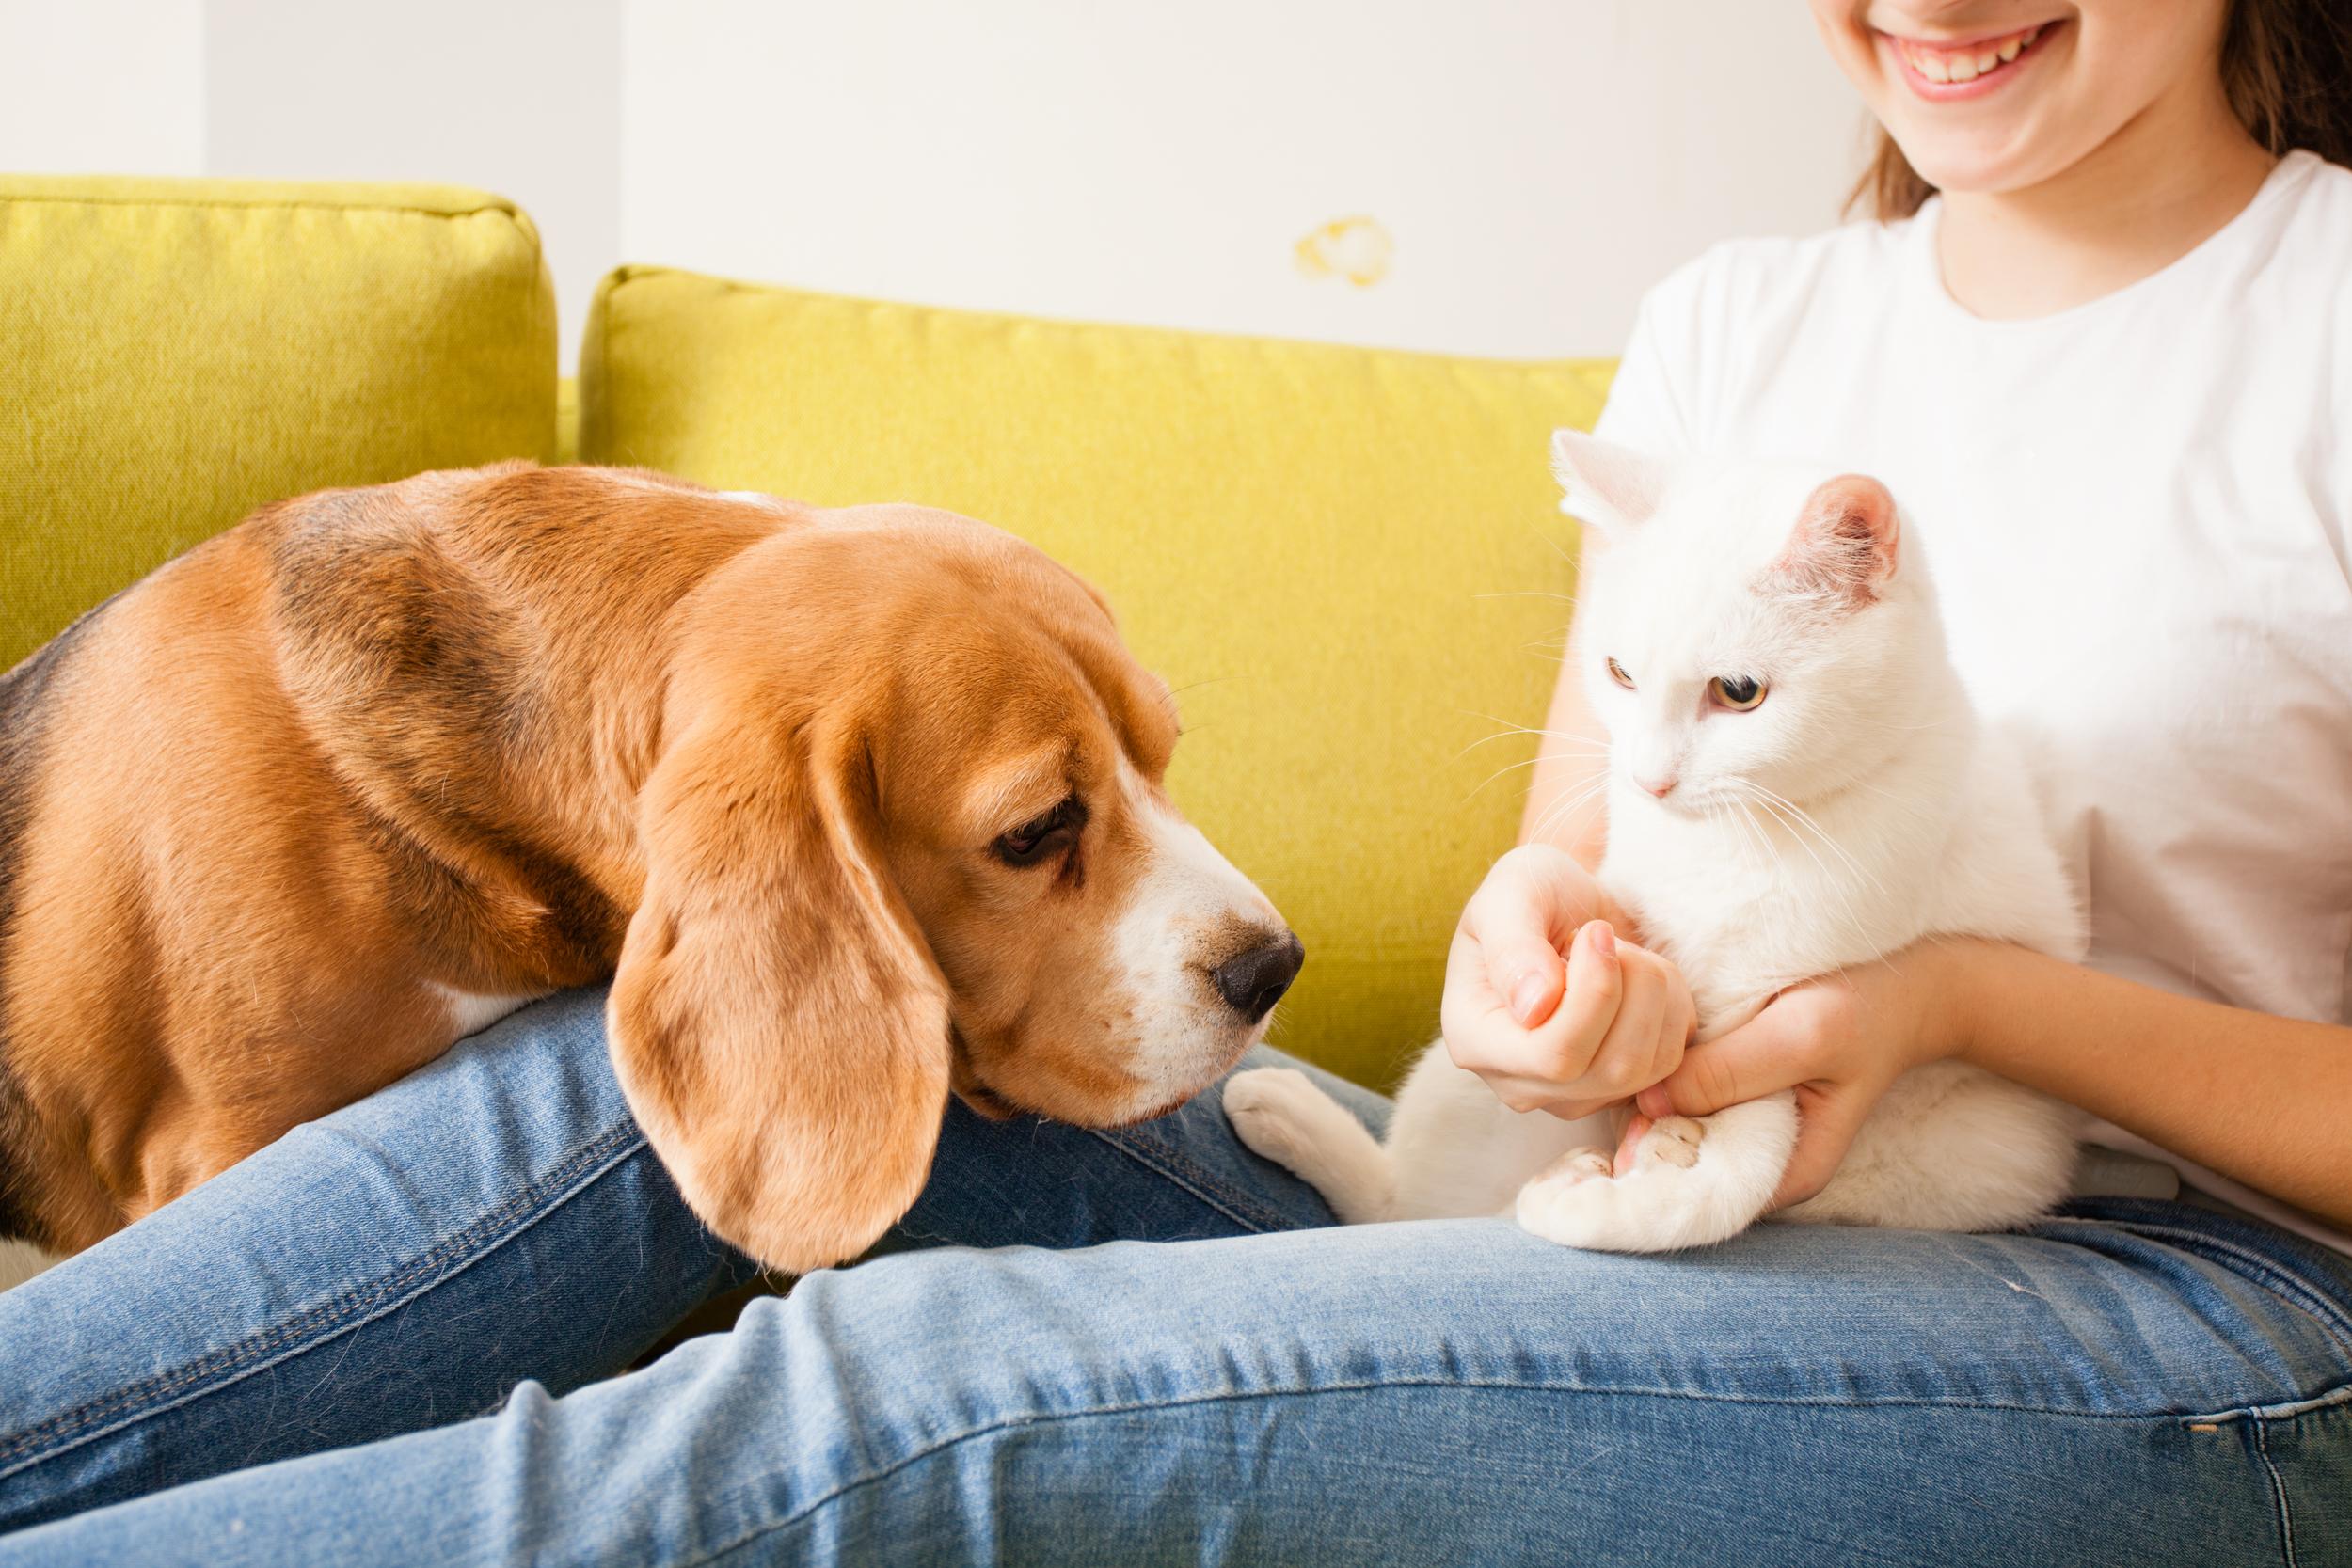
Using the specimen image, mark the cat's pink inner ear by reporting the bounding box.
[1550,429,1668,535]
[1773,474,1900,605]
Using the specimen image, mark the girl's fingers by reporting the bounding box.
[1579,950,1664,1100]
[1635,1003,1802,1119]
[1542,920,1625,1061]
[1643,969,1696,1091]
[1612,1111,1652,1176]
[1534,1092,1625,1123]
[1465,847,1597,1029]
[1773,1085,1872,1209]
[1449,923,1629,1108]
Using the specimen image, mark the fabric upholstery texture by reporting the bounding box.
[581,265,1610,1086]
[0,176,557,667]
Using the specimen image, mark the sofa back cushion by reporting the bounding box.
[0,176,557,667]
[582,266,1607,1087]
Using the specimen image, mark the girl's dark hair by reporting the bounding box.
[1849,0,2352,220]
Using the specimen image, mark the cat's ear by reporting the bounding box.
[1770,473,1900,606]
[1550,429,1672,537]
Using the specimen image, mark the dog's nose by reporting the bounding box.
[1214,931,1305,1023]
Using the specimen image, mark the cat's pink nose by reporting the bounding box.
[1638,772,1678,799]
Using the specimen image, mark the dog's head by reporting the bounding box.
[610,501,1298,1271]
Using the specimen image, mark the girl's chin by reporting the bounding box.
[1879,121,2074,201]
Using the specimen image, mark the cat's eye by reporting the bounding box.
[993,795,1088,867]
[1709,675,1767,711]
[1605,657,1635,690]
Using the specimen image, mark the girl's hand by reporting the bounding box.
[1632,943,1972,1207]
[1440,845,1697,1118]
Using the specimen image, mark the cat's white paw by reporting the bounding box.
[1531,1147,1614,1186]
[1223,1067,1336,1173]
[1225,1066,1399,1225]
[1518,1167,1684,1252]
[1641,1116,1704,1170]
[1515,1119,1734,1253]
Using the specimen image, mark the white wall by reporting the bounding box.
[622,1,1861,357]
[201,0,622,370]
[0,0,204,175]
[1,1,1864,359]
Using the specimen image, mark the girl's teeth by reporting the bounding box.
[1901,24,2041,87]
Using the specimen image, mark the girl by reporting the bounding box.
[3,3,2346,1560]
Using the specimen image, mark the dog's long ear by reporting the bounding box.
[609,713,951,1273]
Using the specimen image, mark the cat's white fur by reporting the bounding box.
[1227,431,2089,1251]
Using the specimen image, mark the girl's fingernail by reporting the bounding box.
[1588,921,1616,960]
[1636,1085,1670,1117]
[1511,974,1549,1023]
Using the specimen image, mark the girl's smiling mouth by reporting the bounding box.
[1882,19,2064,101]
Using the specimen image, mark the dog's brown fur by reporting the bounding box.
[0,464,1287,1270]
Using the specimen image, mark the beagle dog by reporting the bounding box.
[0,463,1302,1272]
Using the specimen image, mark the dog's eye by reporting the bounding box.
[994,796,1087,867]
[1709,674,1767,711]
[1605,657,1635,690]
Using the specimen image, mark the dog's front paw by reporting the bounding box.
[1223,1067,1335,1173]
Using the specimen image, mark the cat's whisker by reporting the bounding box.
[1727,796,1775,868]
[1462,750,1611,800]
[1730,795,1789,882]
[1740,781,1891,903]
[1531,527,1581,570]
[1740,790,1875,952]
[1533,775,1613,829]
[1840,714,1957,736]
[1454,713,1610,762]
[1527,777,1613,845]
[1711,797,1768,869]
[1453,721,1560,760]
[1745,791,1873,915]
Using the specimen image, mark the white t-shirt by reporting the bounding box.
[1594,150,2352,1253]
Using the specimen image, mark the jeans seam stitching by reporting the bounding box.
[2071,1219,2352,1358]
[0,1121,647,1476]
[2180,1383,2352,1425]
[1079,1126,1298,1235]
[2253,1418,2297,1568]
[678,1379,2290,1568]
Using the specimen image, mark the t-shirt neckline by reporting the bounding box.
[1910,150,2319,333]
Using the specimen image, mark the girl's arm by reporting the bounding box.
[1517,546,1612,872]
[1951,942,2352,1226]
[1639,939,2352,1230]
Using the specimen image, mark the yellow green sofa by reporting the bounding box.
[1,174,1610,1091]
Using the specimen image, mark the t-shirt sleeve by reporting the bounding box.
[1591,261,1708,457]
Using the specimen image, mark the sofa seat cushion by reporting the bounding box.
[580,265,1610,1087]
[0,176,557,667]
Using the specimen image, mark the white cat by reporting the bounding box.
[1226,431,2089,1251]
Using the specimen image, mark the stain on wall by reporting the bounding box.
[1295,215,1394,287]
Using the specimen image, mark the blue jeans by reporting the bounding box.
[1,990,2347,1564]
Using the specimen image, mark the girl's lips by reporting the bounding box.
[1882,19,2063,103]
